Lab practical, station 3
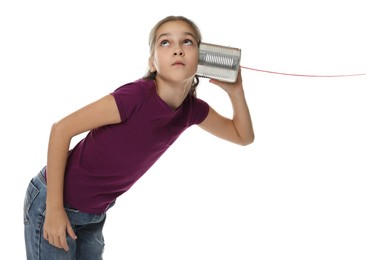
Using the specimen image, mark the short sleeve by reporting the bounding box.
[191,97,209,125]
[110,82,146,121]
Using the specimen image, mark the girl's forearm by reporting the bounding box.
[46,123,71,209]
[229,91,255,145]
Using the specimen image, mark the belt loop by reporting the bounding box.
[38,166,47,185]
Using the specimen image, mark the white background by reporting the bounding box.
[1,0,366,259]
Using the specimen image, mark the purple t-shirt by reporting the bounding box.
[61,79,209,214]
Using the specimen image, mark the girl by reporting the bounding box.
[24,15,254,259]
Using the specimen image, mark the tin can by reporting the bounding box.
[197,42,241,83]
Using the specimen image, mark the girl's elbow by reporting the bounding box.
[238,134,255,146]
[50,121,63,134]
[49,121,72,140]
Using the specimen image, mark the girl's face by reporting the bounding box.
[150,20,199,83]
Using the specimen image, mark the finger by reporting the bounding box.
[48,236,59,249]
[208,78,222,86]
[67,224,77,240]
[59,234,70,252]
[43,231,49,241]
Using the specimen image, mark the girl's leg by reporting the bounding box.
[74,216,106,260]
[24,168,107,260]
[24,170,76,260]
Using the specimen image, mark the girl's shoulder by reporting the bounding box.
[113,78,154,94]
[110,79,155,117]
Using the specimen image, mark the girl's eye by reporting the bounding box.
[183,39,193,46]
[160,40,169,47]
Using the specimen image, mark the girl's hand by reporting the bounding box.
[208,69,244,96]
[199,68,254,146]
[43,207,77,251]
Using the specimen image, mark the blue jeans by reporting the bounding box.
[24,167,107,260]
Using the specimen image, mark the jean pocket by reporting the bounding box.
[23,180,40,225]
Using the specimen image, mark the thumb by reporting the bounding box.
[66,223,77,240]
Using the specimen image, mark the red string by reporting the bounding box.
[240,66,366,78]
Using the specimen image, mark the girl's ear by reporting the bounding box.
[148,57,156,73]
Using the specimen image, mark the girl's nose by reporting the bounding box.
[173,47,184,56]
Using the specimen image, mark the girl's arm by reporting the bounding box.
[199,70,254,146]
[43,94,121,251]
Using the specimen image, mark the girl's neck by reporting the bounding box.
[155,78,192,110]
